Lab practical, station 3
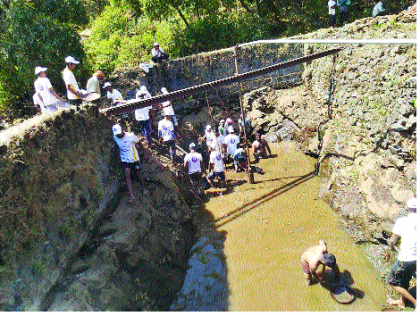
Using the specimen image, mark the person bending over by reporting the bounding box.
[301,240,340,286]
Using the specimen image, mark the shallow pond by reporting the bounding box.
[178,141,388,311]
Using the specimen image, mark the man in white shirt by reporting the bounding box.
[151,42,170,64]
[386,198,417,310]
[204,125,216,154]
[223,126,241,162]
[158,115,179,163]
[184,143,204,194]
[135,86,154,144]
[212,128,225,155]
[207,146,226,189]
[104,82,125,106]
[86,70,105,96]
[34,66,64,112]
[328,0,337,27]
[159,87,178,128]
[62,56,83,109]
[112,124,147,203]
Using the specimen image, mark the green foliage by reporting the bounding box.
[172,13,274,57]
[85,4,176,73]
[0,0,87,118]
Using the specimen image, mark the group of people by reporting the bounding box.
[301,197,417,310]
[328,0,350,27]
[33,41,170,114]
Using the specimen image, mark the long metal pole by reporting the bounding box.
[234,44,254,184]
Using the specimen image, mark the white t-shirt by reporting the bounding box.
[161,101,175,116]
[33,93,45,112]
[223,134,240,156]
[209,151,225,173]
[62,68,80,100]
[151,47,165,58]
[393,212,417,261]
[135,106,152,121]
[205,131,216,148]
[86,76,100,95]
[34,77,58,106]
[113,132,140,163]
[213,134,225,152]
[328,0,336,15]
[136,89,152,100]
[184,152,202,174]
[158,118,175,142]
[107,89,124,103]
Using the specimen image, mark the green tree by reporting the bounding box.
[0,0,87,118]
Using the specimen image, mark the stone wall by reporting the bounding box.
[111,43,304,114]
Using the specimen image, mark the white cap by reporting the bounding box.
[35,66,47,75]
[220,119,225,124]
[161,87,168,94]
[103,82,112,89]
[227,118,234,124]
[65,56,80,64]
[154,42,159,46]
[112,124,123,136]
[206,125,212,131]
[140,86,148,92]
[406,197,417,210]
[228,126,234,133]
[189,143,196,149]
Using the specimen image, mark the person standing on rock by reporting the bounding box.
[62,56,83,109]
[372,0,387,17]
[158,114,179,163]
[337,0,349,25]
[204,125,216,154]
[184,143,205,195]
[112,124,147,203]
[86,70,105,96]
[223,126,241,163]
[385,197,417,310]
[252,133,272,163]
[159,87,178,130]
[328,0,337,27]
[301,240,340,286]
[135,86,153,145]
[207,145,227,189]
[34,66,65,113]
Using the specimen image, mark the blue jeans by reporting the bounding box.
[138,119,151,144]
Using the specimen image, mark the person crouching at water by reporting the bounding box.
[301,240,340,286]
[112,124,147,203]
[252,133,272,163]
[233,147,248,173]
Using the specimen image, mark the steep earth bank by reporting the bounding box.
[0,106,194,310]
[247,8,416,272]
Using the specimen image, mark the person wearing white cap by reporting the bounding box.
[104,82,124,106]
[112,124,147,202]
[223,125,240,162]
[34,66,64,113]
[204,124,216,154]
[135,86,153,144]
[184,143,204,194]
[385,197,417,310]
[159,87,178,128]
[62,55,82,109]
[207,144,226,189]
[158,114,179,163]
[223,117,235,137]
[151,42,169,64]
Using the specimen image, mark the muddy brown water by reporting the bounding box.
[200,142,387,311]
